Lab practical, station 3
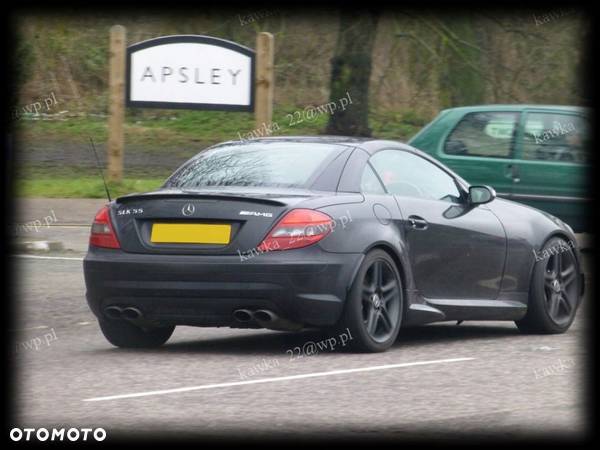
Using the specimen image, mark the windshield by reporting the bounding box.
[164,141,343,189]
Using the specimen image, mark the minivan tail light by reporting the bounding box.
[90,206,120,249]
[258,209,334,252]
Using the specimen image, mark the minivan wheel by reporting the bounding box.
[98,319,175,348]
[337,249,403,352]
[516,237,580,334]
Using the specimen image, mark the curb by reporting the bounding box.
[13,240,64,253]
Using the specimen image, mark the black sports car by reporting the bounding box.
[83,137,584,352]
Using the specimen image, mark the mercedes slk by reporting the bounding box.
[84,137,584,352]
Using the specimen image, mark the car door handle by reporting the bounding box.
[408,215,428,230]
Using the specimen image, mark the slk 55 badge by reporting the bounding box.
[117,208,143,216]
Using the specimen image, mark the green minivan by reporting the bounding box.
[409,105,591,232]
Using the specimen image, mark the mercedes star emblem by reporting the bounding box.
[182,203,195,216]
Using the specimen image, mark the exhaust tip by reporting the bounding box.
[253,309,303,331]
[233,309,253,322]
[253,310,275,323]
[122,307,143,320]
[104,306,123,320]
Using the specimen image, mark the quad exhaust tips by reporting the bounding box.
[104,306,144,321]
[104,306,123,320]
[253,309,277,323]
[233,308,302,331]
[232,309,254,322]
[122,307,143,320]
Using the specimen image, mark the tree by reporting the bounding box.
[325,11,379,136]
[437,15,486,107]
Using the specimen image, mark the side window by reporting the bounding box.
[370,150,461,203]
[360,164,386,194]
[522,113,589,163]
[444,112,518,158]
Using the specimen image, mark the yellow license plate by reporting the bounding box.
[150,223,231,244]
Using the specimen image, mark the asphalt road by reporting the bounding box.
[11,241,592,442]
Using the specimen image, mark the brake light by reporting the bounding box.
[258,209,334,251]
[89,206,120,249]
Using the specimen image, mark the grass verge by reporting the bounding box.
[16,176,164,198]
[14,107,429,197]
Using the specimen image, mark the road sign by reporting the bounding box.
[126,35,255,111]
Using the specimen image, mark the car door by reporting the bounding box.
[511,109,591,231]
[437,110,521,200]
[369,149,506,301]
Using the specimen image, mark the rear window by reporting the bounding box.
[164,142,342,189]
[521,112,590,163]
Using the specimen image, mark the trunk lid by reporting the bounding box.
[111,187,319,255]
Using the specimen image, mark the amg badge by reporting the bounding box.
[239,210,273,218]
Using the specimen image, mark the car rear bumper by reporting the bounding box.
[83,246,363,328]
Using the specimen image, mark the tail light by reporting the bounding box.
[89,206,120,249]
[258,209,334,252]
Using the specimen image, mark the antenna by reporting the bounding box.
[89,137,112,202]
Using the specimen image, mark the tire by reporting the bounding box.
[98,319,175,348]
[516,237,581,334]
[336,249,403,352]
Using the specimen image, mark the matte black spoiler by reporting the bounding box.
[115,189,302,207]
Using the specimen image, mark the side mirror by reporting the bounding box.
[468,185,496,205]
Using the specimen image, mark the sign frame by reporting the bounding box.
[125,35,256,112]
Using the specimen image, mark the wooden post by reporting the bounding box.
[255,32,274,129]
[108,25,126,183]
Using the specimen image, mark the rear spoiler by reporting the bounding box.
[115,192,287,207]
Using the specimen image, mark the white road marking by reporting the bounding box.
[12,254,83,261]
[83,357,475,402]
[14,224,89,228]
[9,325,49,332]
[47,224,90,228]
[534,346,558,351]
[10,322,92,333]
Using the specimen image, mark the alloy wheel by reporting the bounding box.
[543,250,578,326]
[361,259,401,343]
